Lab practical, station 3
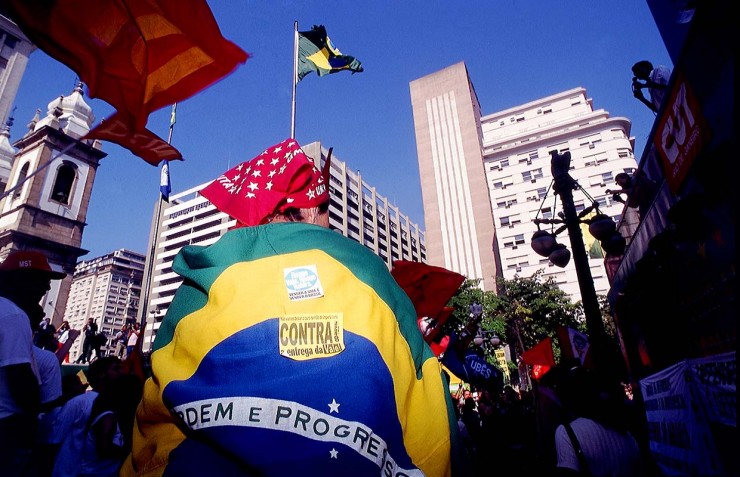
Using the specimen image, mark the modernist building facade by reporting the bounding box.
[0,15,35,129]
[63,248,145,361]
[411,63,637,300]
[138,141,426,351]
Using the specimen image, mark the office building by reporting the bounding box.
[63,249,145,361]
[0,15,35,128]
[410,62,637,299]
[138,142,426,351]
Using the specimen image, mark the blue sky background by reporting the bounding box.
[7,0,672,260]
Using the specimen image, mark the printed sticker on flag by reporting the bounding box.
[284,265,324,301]
[278,313,345,361]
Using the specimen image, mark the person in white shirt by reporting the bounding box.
[553,365,645,477]
[632,60,672,113]
[0,250,66,476]
[51,356,125,477]
[125,323,140,358]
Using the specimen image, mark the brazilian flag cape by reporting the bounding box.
[124,223,467,476]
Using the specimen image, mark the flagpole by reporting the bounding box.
[290,20,298,139]
[139,103,176,346]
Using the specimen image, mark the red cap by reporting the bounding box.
[201,138,329,227]
[0,251,66,279]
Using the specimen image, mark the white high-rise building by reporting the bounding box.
[0,15,35,128]
[138,141,426,352]
[411,62,637,299]
[63,249,145,361]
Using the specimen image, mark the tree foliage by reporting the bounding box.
[444,271,589,360]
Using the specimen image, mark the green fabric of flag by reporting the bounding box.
[297,25,363,81]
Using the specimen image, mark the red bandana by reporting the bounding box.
[201,138,329,227]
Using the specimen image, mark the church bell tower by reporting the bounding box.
[0,83,106,325]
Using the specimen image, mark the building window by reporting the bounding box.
[9,163,30,201]
[51,162,77,205]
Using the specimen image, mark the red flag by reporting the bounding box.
[4,0,248,164]
[390,261,465,319]
[429,335,450,357]
[85,113,182,165]
[521,336,556,380]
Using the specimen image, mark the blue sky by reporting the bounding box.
[8,0,672,260]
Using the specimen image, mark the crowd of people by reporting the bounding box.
[2,137,658,476]
[451,363,651,476]
[27,315,140,366]
[0,251,144,477]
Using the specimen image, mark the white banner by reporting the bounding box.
[640,351,735,476]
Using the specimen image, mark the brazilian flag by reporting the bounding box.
[124,223,467,476]
[297,25,364,81]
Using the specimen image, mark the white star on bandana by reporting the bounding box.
[201,138,330,227]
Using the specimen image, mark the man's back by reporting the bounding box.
[555,417,643,476]
[125,223,461,476]
[0,297,40,418]
[649,64,671,112]
[50,390,98,477]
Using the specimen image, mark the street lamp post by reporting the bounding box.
[532,151,621,376]
[550,151,607,347]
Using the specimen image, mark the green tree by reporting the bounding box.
[436,271,620,385]
[445,271,587,360]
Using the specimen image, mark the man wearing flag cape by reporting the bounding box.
[124,138,467,476]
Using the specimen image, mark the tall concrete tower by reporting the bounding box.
[410,62,502,291]
[0,84,106,325]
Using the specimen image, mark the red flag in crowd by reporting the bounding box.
[521,336,556,380]
[429,334,450,357]
[391,261,465,319]
[3,0,249,165]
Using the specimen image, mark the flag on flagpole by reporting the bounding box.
[170,103,178,129]
[297,25,363,81]
[521,336,556,380]
[160,162,172,202]
[556,325,593,368]
[3,0,248,165]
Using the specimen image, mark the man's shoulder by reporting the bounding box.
[0,298,32,342]
[32,346,59,366]
[0,296,24,315]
